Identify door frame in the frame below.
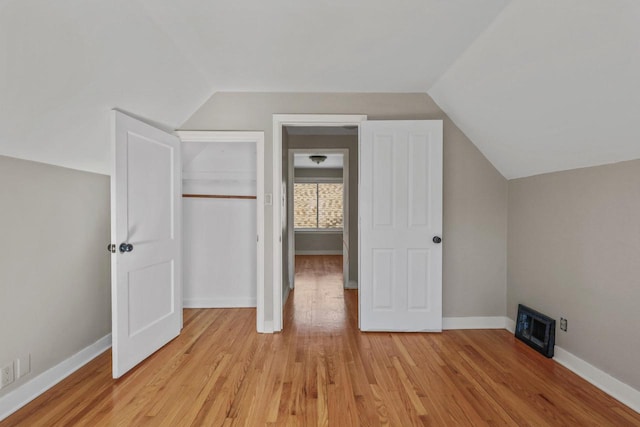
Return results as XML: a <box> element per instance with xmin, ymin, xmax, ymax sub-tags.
<box><xmin>287</xmin><ymin>148</ymin><xmax>349</xmax><ymax>290</ymax></box>
<box><xmin>177</xmin><ymin>131</ymin><xmax>266</xmax><ymax>332</ymax></box>
<box><xmin>272</xmin><ymin>114</ymin><xmax>367</xmax><ymax>332</ymax></box>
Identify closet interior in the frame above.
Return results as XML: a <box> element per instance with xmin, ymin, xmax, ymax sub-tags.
<box><xmin>182</xmin><ymin>139</ymin><xmax>257</xmax><ymax>308</ymax></box>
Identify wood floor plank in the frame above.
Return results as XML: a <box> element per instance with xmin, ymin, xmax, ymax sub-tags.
<box><xmin>2</xmin><ymin>255</ymin><xmax>639</xmax><ymax>426</ymax></box>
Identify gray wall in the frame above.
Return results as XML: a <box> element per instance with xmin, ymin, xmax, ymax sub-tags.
<box><xmin>508</xmin><ymin>159</ymin><xmax>640</xmax><ymax>390</ymax></box>
<box><xmin>0</xmin><ymin>156</ymin><xmax>111</xmax><ymax>397</ymax></box>
<box><xmin>295</xmin><ymin>168</ymin><xmax>343</xmax><ymax>179</ymax></box>
<box><xmin>281</xmin><ymin>128</ymin><xmax>290</xmax><ymax>298</ymax></box>
<box><xmin>294</xmin><ymin>232</ymin><xmax>343</xmax><ymax>253</ymax></box>
<box><xmin>182</xmin><ymin>92</ymin><xmax>508</xmax><ymax>320</ymax></box>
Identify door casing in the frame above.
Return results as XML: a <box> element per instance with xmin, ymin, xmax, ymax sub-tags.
<box><xmin>272</xmin><ymin>115</ymin><xmax>367</xmax><ymax>332</ymax></box>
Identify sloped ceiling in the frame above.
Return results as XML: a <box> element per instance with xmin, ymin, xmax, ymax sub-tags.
<box><xmin>2</xmin><ymin>0</ymin><xmax>638</xmax><ymax>178</ymax></box>
<box><xmin>137</xmin><ymin>0</ymin><xmax>509</xmax><ymax>92</ymax></box>
<box><xmin>0</xmin><ymin>0</ymin><xmax>213</xmax><ymax>174</ymax></box>
<box><xmin>429</xmin><ymin>0</ymin><xmax>640</xmax><ymax>179</ymax></box>
<box><xmin>0</xmin><ymin>0</ymin><xmax>508</xmax><ymax>174</ymax></box>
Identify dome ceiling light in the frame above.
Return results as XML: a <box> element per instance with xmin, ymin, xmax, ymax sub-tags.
<box><xmin>309</xmin><ymin>155</ymin><xmax>327</xmax><ymax>164</ymax></box>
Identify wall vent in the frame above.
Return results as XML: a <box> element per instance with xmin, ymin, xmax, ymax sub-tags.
<box><xmin>515</xmin><ymin>304</ymin><xmax>556</xmax><ymax>358</ymax></box>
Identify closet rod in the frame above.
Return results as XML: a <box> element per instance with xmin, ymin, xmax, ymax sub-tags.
<box><xmin>182</xmin><ymin>194</ymin><xmax>257</xmax><ymax>200</ymax></box>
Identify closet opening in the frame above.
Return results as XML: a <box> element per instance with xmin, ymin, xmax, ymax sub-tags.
<box><xmin>178</xmin><ymin>131</ymin><xmax>266</xmax><ymax>332</ymax></box>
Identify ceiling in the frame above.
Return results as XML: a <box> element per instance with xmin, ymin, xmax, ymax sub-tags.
<box><xmin>0</xmin><ymin>0</ymin><xmax>508</xmax><ymax>174</ymax></box>
<box><xmin>429</xmin><ymin>0</ymin><xmax>640</xmax><ymax>179</ymax></box>
<box><xmin>2</xmin><ymin>0</ymin><xmax>639</xmax><ymax>179</ymax></box>
<box><xmin>0</xmin><ymin>0</ymin><xmax>212</xmax><ymax>174</ymax></box>
<box><xmin>294</xmin><ymin>153</ymin><xmax>344</xmax><ymax>169</ymax></box>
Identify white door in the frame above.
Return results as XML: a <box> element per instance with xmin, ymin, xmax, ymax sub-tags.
<box><xmin>110</xmin><ymin>111</ymin><xmax>182</xmax><ymax>378</ymax></box>
<box><xmin>359</xmin><ymin>120</ymin><xmax>443</xmax><ymax>331</ymax></box>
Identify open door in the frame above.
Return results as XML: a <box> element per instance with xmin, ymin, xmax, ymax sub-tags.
<box><xmin>110</xmin><ymin>111</ymin><xmax>182</xmax><ymax>378</ymax></box>
<box><xmin>359</xmin><ymin>120</ymin><xmax>443</xmax><ymax>332</ymax></box>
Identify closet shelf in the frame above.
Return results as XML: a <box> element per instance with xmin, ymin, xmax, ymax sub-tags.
<box><xmin>183</xmin><ymin>194</ymin><xmax>257</xmax><ymax>200</ymax></box>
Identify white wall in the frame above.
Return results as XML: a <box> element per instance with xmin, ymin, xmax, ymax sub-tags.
<box><xmin>183</xmin><ymin>199</ymin><xmax>257</xmax><ymax>307</ymax></box>
<box><xmin>0</xmin><ymin>156</ymin><xmax>111</xmax><ymax>398</ymax></box>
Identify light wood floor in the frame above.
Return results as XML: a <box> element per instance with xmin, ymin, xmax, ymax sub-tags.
<box><xmin>3</xmin><ymin>255</ymin><xmax>639</xmax><ymax>426</ymax></box>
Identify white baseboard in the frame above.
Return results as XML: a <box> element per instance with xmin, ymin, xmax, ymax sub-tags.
<box><xmin>0</xmin><ymin>334</ymin><xmax>112</xmax><ymax>422</ymax></box>
<box><xmin>283</xmin><ymin>286</ymin><xmax>291</xmax><ymax>305</ymax></box>
<box><xmin>446</xmin><ymin>316</ymin><xmax>640</xmax><ymax>412</ymax></box>
<box><xmin>554</xmin><ymin>346</ymin><xmax>640</xmax><ymax>413</ymax></box>
<box><xmin>2</xmin><ymin>318</ymin><xmax>637</xmax><ymax>422</ymax></box>
<box><xmin>345</xmin><ymin>280</ymin><xmax>358</xmax><ymax>290</ymax></box>
<box><xmin>260</xmin><ymin>320</ymin><xmax>274</xmax><ymax>334</ymax></box>
<box><xmin>183</xmin><ymin>298</ymin><xmax>256</xmax><ymax>308</ymax></box>
<box><xmin>295</xmin><ymin>250</ymin><xmax>343</xmax><ymax>255</ymax></box>
<box><xmin>505</xmin><ymin>316</ymin><xmax>639</xmax><ymax>413</ymax></box>
<box><xmin>443</xmin><ymin>316</ymin><xmax>509</xmax><ymax>330</ymax></box>
<box><xmin>505</xmin><ymin>317</ymin><xmax>516</xmax><ymax>333</ymax></box>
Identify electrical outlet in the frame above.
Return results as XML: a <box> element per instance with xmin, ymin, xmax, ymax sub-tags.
<box><xmin>17</xmin><ymin>354</ymin><xmax>31</xmax><ymax>378</ymax></box>
<box><xmin>560</xmin><ymin>317</ymin><xmax>568</xmax><ymax>332</ymax></box>
<box><xmin>1</xmin><ymin>363</ymin><xmax>15</xmax><ymax>389</ymax></box>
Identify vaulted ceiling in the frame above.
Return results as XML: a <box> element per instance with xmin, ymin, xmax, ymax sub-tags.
<box><xmin>429</xmin><ymin>0</ymin><xmax>640</xmax><ymax>179</ymax></box>
<box><xmin>1</xmin><ymin>0</ymin><xmax>639</xmax><ymax>178</ymax></box>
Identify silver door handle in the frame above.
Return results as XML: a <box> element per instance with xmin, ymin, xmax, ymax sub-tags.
<box><xmin>119</xmin><ymin>243</ymin><xmax>134</xmax><ymax>253</ymax></box>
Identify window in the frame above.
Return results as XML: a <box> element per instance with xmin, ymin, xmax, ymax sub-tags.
<box><xmin>294</xmin><ymin>182</ymin><xmax>343</xmax><ymax>229</ymax></box>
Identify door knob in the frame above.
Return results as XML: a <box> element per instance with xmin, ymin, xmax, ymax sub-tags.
<box><xmin>432</xmin><ymin>236</ymin><xmax>442</xmax><ymax>244</ymax></box>
<box><xmin>119</xmin><ymin>243</ymin><xmax>134</xmax><ymax>253</ymax></box>
<box><xmin>107</xmin><ymin>244</ymin><xmax>116</xmax><ymax>253</ymax></box>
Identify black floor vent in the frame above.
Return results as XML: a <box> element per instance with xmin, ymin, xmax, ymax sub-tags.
<box><xmin>515</xmin><ymin>304</ymin><xmax>556</xmax><ymax>358</ymax></box>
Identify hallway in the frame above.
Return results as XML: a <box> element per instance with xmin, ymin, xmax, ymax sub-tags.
<box><xmin>286</xmin><ymin>255</ymin><xmax>355</xmax><ymax>333</ymax></box>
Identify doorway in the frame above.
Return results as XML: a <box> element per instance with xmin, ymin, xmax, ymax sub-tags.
<box><xmin>272</xmin><ymin>115</ymin><xmax>367</xmax><ymax>332</ymax></box>
<box><xmin>271</xmin><ymin>116</ymin><xmax>444</xmax><ymax>334</ymax></box>
<box><xmin>286</xmin><ymin>148</ymin><xmax>350</xmax><ymax>296</ymax></box>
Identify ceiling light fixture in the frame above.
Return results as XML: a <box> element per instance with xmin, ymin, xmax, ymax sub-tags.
<box><xmin>309</xmin><ymin>155</ymin><xmax>327</xmax><ymax>164</ymax></box>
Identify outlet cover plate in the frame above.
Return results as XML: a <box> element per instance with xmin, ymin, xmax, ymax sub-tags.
<box><xmin>1</xmin><ymin>363</ymin><xmax>15</xmax><ymax>389</ymax></box>
<box><xmin>560</xmin><ymin>317</ymin><xmax>568</xmax><ymax>332</ymax></box>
